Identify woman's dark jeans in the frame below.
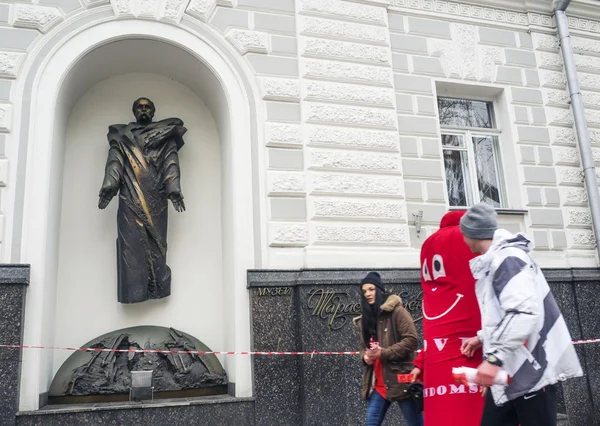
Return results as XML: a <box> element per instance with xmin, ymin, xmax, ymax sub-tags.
<box><xmin>366</xmin><ymin>391</ymin><xmax>424</xmax><ymax>426</ymax></box>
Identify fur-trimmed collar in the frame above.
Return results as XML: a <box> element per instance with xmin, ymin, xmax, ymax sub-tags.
<box><xmin>380</xmin><ymin>294</ymin><xmax>402</xmax><ymax>312</ymax></box>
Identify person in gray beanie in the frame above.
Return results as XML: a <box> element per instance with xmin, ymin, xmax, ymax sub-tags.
<box><xmin>459</xmin><ymin>203</ymin><xmax>582</xmax><ymax>426</ymax></box>
<box><xmin>460</xmin><ymin>202</ymin><xmax>497</xmax><ymax>242</ymax></box>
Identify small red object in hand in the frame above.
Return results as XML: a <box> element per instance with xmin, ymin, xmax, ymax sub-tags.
<box><xmin>369</xmin><ymin>337</ymin><xmax>379</xmax><ymax>350</ymax></box>
<box><xmin>452</xmin><ymin>371</ymin><xmax>469</xmax><ymax>387</ymax></box>
<box><xmin>397</xmin><ymin>374</ymin><xmax>413</xmax><ymax>383</ymax></box>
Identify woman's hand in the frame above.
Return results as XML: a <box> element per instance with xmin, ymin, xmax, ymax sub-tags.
<box><xmin>460</xmin><ymin>336</ymin><xmax>482</xmax><ymax>358</ymax></box>
<box><xmin>367</xmin><ymin>344</ymin><xmax>382</xmax><ymax>360</ymax></box>
<box><xmin>363</xmin><ymin>354</ymin><xmax>374</xmax><ymax>365</ymax></box>
<box><xmin>410</xmin><ymin>367</ymin><xmax>422</xmax><ymax>383</ymax></box>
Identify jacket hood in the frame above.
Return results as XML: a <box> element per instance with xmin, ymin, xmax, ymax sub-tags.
<box><xmin>492</xmin><ymin>229</ymin><xmax>531</xmax><ymax>252</ymax></box>
<box><xmin>381</xmin><ymin>294</ymin><xmax>403</xmax><ymax>312</ymax></box>
<box><xmin>470</xmin><ymin>229</ymin><xmax>531</xmax><ymax>278</ymax></box>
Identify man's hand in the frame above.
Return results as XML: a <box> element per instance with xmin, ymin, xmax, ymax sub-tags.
<box><xmin>410</xmin><ymin>367</ymin><xmax>422</xmax><ymax>384</ymax></box>
<box><xmin>363</xmin><ymin>354</ymin><xmax>374</xmax><ymax>365</ymax></box>
<box><xmin>475</xmin><ymin>361</ymin><xmax>500</xmax><ymax>387</ymax></box>
<box><xmin>461</xmin><ymin>336</ymin><xmax>482</xmax><ymax>358</ymax></box>
<box><xmin>169</xmin><ymin>192</ymin><xmax>186</xmax><ymax>212</ymax></box>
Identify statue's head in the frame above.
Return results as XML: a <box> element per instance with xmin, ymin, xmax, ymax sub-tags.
<box><xmin>132</xmin><ymin>97</ymin><xmax>155</xmax><ymax>124</ymax></box>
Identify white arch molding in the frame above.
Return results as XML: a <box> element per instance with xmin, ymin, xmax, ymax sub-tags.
<box><xmin>12</xmin><ymin>18</ymin><xmax>264</xmax><ymax>410</ymax></box>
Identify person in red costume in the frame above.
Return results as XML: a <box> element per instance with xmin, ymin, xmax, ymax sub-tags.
<box><xmin>410</xmin><ymin>210</ymin><xmax>485</xmax><ymax>426</ymax></box>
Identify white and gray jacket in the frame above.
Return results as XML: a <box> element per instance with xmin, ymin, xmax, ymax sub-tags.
<box><xmin>471</xmin><ymin>229</ymin><xmax>583</xmax><ymax>405</ymax></box>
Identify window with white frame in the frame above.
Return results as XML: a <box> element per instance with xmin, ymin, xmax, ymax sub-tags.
<box><xmin>437</xmin><ymin>97</ymin><xmax>505</xmax><ymax>208</ymax></box>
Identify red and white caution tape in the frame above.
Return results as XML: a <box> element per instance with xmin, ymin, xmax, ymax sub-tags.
<box><xmin>0</xmin><ymin>344</ymin><xmax>359</xmax><ymax>356</ymax></box>
<box><xmin>0</xmin><ymin>338</ymin><xmax>598</xmax><ymax>356</ymax></box>
<box><xmin>572</xmin><ymin>338</ymin><xmax>600</xmax><ymax>345</ymax></box>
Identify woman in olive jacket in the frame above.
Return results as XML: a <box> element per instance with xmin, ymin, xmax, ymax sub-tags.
<box><xmin>354</xmin><ymin>271</ymin><xmax>422</xmax><ymax>426</ymax></box>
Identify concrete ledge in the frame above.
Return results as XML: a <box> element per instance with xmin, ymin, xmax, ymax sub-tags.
<box><xmin>558</xmin><ymin>413</ymin><xmax>569</xmax><ymax>425</ymax></box>
<box><xmin>0</xmin><ymin>264</ymin><xmax>30</xmax><ymax>285</ymax></box>
<box><xmin>16</xmin><ymin>396</ymin><xmax>255</xmax><ymax>426</ymax></box>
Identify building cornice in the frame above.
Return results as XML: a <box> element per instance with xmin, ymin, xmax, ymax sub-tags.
<box><xmin>389</xmin><ymin>0</ymin><xmax>600</xmax><ymax>36</ymax></box>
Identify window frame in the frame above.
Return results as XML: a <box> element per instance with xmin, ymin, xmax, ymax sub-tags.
<box><xmin>438</xmin><ymin>96</ymin><xmax>507</xmax><ymax>209</ymax></box>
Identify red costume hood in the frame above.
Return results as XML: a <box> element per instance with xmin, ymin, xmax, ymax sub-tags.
<box><xmin>439</xmin><ymin>210</ymin><xmax>466</xmax><ymax>228</ymax></box>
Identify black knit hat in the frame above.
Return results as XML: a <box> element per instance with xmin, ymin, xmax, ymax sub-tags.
<box><xmin>360</xmin><ymin>271</ymin><xmax>384</xmax><ymax>292</ymax></box>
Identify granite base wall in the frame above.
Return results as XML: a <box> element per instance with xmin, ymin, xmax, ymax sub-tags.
<box><xmin>248</xmin><ymin>268</ymin><xmax>600</xmax><ymax>426</ymax></box>
<box><xmin>0</xmin><ymin>265</ymin><xmax>29</xmax><ymax>426</ymax></box>
<box><xmin>3</xmin><ymin>266</ymin><xmax>598</xmax><ymax>425</ymax></box>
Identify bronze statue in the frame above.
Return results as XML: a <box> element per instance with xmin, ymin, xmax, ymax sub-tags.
<box><xmin>98</xmin><ymin>98</ymin><xmax>186</xmax><ymax>304</ymax></box>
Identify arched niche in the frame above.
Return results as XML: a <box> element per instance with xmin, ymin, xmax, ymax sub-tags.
<box><xmin>12</xmin><ymin>20</ymin><xmax>263</xmax><ymax>410</ymax></box>
<box><xmin>54</xmin><ymin>68</ymin><xmax>225</xmax><ymax>387</ymax></box>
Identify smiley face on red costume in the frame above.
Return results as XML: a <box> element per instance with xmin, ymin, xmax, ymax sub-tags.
<box><xmin>421</xmin><ymin>253</ymin><xmax>464</xmax><ymax>323</ymax></box>
<box><xmin>413</xmin><ymin>210</ymin><xmax>484</xmax><ymax>426</ymax></box>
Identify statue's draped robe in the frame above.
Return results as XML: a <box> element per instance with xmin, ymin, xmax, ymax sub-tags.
<box><xmin>101</xmin><ymin>118</ymin><xmax>186</xmax><ymax>303</ymax></box>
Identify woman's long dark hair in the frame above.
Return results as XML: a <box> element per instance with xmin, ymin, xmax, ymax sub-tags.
<box><xmin>361</xmin><ymin>287</ymin><xmax>387</xmax><ymax>347</ymax></box>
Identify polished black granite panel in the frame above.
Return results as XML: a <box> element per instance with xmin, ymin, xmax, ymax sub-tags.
<box><xmin>251</xmin><ymin>282</ymin><xmax>301</xmax><ymax>426</ymax></box>
<box><xmin>248</xmin><ymin>268</ymin><xmax>600</xmax><ymax>426</ymax></box>
<box><xmin>0</xmin><ymin>265</ymin><xmax>29</xmax><ymax>426</ymax></box>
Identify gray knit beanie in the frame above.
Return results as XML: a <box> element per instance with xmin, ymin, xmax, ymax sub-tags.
<box><xmin>460</xmin><ymin>203</ymin><xmax>497</xmax><ymax>240</ymax></box>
